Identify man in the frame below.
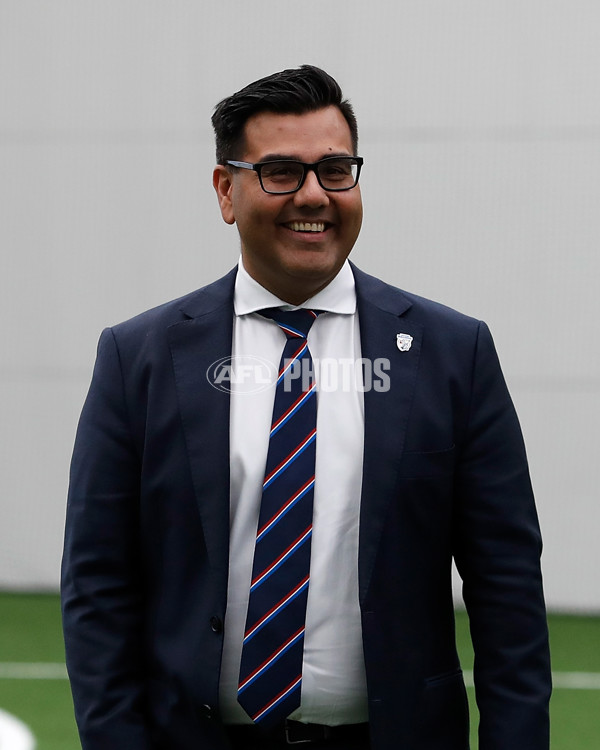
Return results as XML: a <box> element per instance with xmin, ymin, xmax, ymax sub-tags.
<box><xmin>62</xmin><ymin>65</ymin><xmax>551</xmax><ymax>750</ymax></box>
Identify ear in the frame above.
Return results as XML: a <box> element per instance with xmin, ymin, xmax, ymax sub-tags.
<box><xmin>213</xmin><ymin>165</ymin><xmax>236</xmax><ymax>225</ymax></box>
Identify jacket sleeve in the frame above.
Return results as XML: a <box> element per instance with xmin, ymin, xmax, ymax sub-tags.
<box><xmin>453</xmin><ymin>321</ymin><xmax>551</xmax><ymax>749</ymax></box>
<box><xmin>61</xmin><ymin>328</ymin><xmax>153</xmax><ymax>750</ymax></box>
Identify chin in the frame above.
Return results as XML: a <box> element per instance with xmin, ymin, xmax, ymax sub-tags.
<box><xmin>284</xmin><ymin>247</ymin><xmax>343</xmax><ymax>273</ymax></box>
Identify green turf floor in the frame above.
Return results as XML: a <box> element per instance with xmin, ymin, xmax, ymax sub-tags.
<box><xmin>0</xmin><ymin>593</ymin><xmax>79</xmax><ymax>750</ymax></box>
<box><xmin>0</xmin><ymin>592</ymin><xmax>598</xmax><ymax>748</ymax></box>
<box><xmin>455</xmin><ymin>609</ymin><xmax>600</xmax><ymax>748</ymax></box>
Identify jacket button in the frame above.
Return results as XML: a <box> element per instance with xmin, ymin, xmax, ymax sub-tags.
<box><xmin>200</xmin><ymin>704</ymin><xmax>213</xmax><ymax>720</ymax></box>
<box><xmin>210</xmin><ymin>616</ymin><xmax>223</xmax><ymax>633</ymax></box>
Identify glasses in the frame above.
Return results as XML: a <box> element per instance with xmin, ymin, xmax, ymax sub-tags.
<box><xmin>226</xmin><ymin>156</ymin><xmax>363</xmax><ymax>195</ymax></box>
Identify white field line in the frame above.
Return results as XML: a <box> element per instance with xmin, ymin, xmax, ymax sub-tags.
<box><xmin>0</xmin><ymin>708</ymin><xmax>36</xmax><ymax>750</ymax></box>
<box><xmin>0</xmin><ymin>662</ymin><xmax>68</xmax><ymax>679</ymax></box>
<box><xmin>463</xmin><ymin>669</ymin><xmax>600</xmax><ymax>690</ymax></box>
<box><xmin>0</xmin><ymin>663</ymin><xmax>599</xmax><ymax>689</ymax></box>
<box><xmin>551</xmin><ymin>672</ymin><xmax>600</xmax><ymax>690</ymax></box>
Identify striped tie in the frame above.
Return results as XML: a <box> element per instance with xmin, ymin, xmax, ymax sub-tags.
<box><xmin>237</xmin><ymin>308</ymin><xmax>320</xmax><ymax>727</ymax></box>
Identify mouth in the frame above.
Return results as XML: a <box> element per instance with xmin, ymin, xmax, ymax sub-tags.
<box><xmin>283</xmin><ymin>221</ymin><xmax>328</xmax><ymax>234</ymax></box>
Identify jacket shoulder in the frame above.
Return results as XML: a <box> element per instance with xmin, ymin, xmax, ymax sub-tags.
<box><xmin>351</xmin><ymin>263</ymin><xmax>483</xmax><ymax>333</ymax></box>
<box><xmin>108</xmin><ymin>267</ymin><xmax>237</xmax><ymax>340</ymax></box>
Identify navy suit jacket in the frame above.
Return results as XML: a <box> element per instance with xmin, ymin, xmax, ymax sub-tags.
<box><xmin>62</xmin><ymin>264</ymin><xmax>551</xmax><ymax>750</ymax></box>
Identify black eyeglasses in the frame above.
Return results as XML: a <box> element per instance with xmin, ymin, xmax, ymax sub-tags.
<box><xmin>226</xmin><ymin>156</ymin><xmax>363</xmax><ymax>195</ymax></box>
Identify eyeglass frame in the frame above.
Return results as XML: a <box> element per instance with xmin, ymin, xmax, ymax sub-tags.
<box><xmin>225</xmin><ymin>155</ymin><xmax>364</xmax><ymax>194</ymax></box>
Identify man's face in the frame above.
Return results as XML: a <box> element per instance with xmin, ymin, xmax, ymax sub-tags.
<box><xmin>213</xmin><ymin>106</ymin><xmax>363</xmax><ymax>304</ymax></box>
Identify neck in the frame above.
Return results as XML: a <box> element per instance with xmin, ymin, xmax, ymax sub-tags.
<box><xmin>241</xmin><ymin>261</ymin><xmax>339</xmax><ymax>306</ymax></box>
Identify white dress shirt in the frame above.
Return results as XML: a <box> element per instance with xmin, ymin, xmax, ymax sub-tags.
<box><xmin>218</xmin><ymin>259</ymin><xmax>368</xmax><ymax>725</ymax></box>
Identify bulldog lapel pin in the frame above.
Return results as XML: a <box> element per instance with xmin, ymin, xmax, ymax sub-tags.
<box><xmin>396</xmin><ymin>333</ymin><xmax>413</xmax><ymax>352</ymax></box>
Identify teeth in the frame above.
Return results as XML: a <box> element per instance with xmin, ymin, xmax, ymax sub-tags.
<box><xmin>288</xmin><ymin>221</ymin><xmax>325</xmax><ymax>233</ymax></box>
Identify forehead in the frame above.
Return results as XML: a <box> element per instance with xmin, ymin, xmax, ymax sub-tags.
<box><xmin>241</xmin><ymin>106</ymin><xmax>354</xmax><ymax>162</ymax></box>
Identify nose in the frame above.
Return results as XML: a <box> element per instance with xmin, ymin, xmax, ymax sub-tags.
<box><xmin>293</xmin><ymin>168</ymin><xmax>329</xmax><ymax>208</ymax></box>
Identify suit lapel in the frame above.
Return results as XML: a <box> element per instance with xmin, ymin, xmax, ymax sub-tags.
<box><xmin>167</xmin><ymin>268</ymin><xmax>237</xmax><ymax>573</ymax></box>
<box><xmin>352</xmin><ymin>265</ymin><xmax>423</xmax><ymax>602</ymax></box>
<box><xmin>166</xmin><ymin>263</ymin><xmax>421</xmax><ymax>595</ymax></box>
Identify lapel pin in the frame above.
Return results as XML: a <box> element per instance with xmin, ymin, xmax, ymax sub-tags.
<box><xmin>396</xmin><ymin>333</ymin><xmax>413</xmax><ymax>352</ymax></box>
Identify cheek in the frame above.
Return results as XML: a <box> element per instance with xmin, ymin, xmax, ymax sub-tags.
<box><xmin>339</xmin><ymin>189</ymin><xmax>362</xmax><ymax>215</ymax></box>
<box><xmin>233</xmin><ymin>196</ymin><xmax>282</xmax><ymax>231</ymax></box>
<box><xmin>342</xmin><ymin>199</ymin><xmax>363</xmax><ymax>235</ymax></box>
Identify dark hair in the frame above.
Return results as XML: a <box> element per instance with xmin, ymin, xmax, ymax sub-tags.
<box><xmin>211</xmin><ymin>65</ymin><xmax>358</xmax><ymax>164</ymax></box>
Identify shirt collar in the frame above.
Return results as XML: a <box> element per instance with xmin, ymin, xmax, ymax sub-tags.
<box><xmin>234</xmin><ymin>257</ymin><xmax>357</xmax><ymax>317</ymax></box>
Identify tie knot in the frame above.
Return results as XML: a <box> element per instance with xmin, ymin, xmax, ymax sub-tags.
<box><xmin>259</xmin><ymin>308</ymin><xmax>320</xmax><ymax>339</ymax></box>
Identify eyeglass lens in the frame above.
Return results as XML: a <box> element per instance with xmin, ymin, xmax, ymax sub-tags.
<box><xmin>260</xmin><ymin>158</ymin><xmax>359</xmax><ymax>193</ymax></box>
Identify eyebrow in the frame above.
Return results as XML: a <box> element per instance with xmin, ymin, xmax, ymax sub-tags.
<box><xmin>257</xmin><ymin>151</ymin><xmax>353</xmax><ymax>163</ymax></box>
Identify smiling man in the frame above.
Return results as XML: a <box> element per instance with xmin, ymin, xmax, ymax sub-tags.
<box><xmin>62</xmin><ymin>66</ymin><xmax>551</xmax><ymax>750</ymax></box>
<box><xmin>213</xmin><ymin>105</ymin><xmax>363</xmax><ymax>304</ymax></box>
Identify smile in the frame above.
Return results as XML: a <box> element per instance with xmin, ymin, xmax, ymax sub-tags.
<box><xmin>285</xmin><ymin>221</ymin><xmax>326</xmax><ymax>233</ymax></box>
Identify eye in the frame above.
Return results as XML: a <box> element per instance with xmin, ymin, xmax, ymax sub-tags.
<box><xmin>319</xmin><ymin>159</ymin><xmax>354</xmax><ymax>181</ymax></box>
<box><xmin>324</xmin><ymin>166</ymin><xmax>348</xmax><ymax>178</ymax></box>
<box><xmin>261</xmin><ymin>162</ymin><xmax>302</xmax><ymax>182</ymax></box>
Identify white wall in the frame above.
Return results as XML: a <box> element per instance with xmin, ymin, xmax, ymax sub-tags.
<box><xmin>1</xmin><ymin>1</ymin><xmax>599</xmax><ymax>611</ymax></box>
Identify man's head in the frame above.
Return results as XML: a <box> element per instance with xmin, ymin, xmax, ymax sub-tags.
<box><xmin>211</xmin><ymin>65</ymin><xmax>358</xmax><ymax>165</ymax></box>
<box><xmin>212</xmin><ymin>66</ymin><xmax>363</xmax><ymax>305</ymax></box>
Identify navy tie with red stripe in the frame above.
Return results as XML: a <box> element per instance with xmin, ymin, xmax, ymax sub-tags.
<box><xmin>237</xmin><ymin>308</ymin><xmax>320</xmax><ymax>727</ymax></box>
